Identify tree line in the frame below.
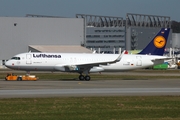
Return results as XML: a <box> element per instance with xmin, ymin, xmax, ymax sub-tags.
<box><xmin>171</xmin><ymin>21</ymin><xmax>180</xmax><ymax>33</ymax></box>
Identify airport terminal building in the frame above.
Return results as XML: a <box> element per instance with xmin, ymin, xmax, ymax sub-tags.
<box><xmin>0</xmin><ymin>13</ymin><xmax>172</xmax><ymax>67</ymax></box>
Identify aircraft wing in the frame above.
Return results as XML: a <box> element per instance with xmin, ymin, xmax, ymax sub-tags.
<box><xmin>54</xmin><ymin>52</ymin><xmax>124</xmax><ymax>71</ymax></box>
<box><xmin>150</xmin><ymin>56</ymin><xmax>172</xmax><ymax>66</ymax></box>
<box><xmin>77</xmin><ymin>51</ymin><xmax>124</xmax><ymax>66</ymax></box>
<box><xmin>151</xmin><ymin>57</ymin><xmax>172</xmax><ymax>62</ymax></box>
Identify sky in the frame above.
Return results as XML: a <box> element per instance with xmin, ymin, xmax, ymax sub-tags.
<box><xmin>0</xmin><ymin>0</ymin><xmax>179</xmax><ymax>21</ymax></box>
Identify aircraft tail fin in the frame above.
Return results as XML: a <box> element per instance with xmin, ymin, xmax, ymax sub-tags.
<box><xmin>138</xmin><ymin>28</ymin><xmax>170</xmax><ymax>56</ymax></box>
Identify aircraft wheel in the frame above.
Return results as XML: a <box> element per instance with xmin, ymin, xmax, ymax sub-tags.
<box><xmin>79</xmin><ymin>75</ymin><xmax>84</xmax><ymax>81</ymax></box>
<box><xmin>85</xmin><ymin>75</ymin><xmax>90</xmax><ymax>81</ymax></box>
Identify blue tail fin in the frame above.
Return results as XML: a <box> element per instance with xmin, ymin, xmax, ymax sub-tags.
<box><xmin>138</xmin><ymin>28</ymin><xmax>170</xmax><ymax>56</ymax></box>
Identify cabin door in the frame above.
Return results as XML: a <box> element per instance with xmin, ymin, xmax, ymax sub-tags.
<box><xmin>136</xmin><ymin>56</ymin><xmax>142</xmax><ymax>66</ymax></box>
<box><xmin>26</xmin><ymin>54</ymin><xmax>32</xmax><ymax>64</ymax></box>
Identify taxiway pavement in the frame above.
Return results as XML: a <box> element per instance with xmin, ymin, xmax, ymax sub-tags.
<box><xmin>0</xmin><ymin>79</ymin><xmax>180</xmax><ymax>98</ymax></box>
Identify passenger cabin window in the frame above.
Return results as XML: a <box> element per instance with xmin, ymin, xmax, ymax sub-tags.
<box><xmin>11</xmin><ymin>57</ymin><xmax>20</xmax><ymax>60</ymax></box>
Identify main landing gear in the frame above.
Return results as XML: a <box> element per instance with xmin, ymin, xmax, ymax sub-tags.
<box><xmin>79</xmin><ymin>74</ymin><xmax>91</xmax><ymax>81</ymax></box>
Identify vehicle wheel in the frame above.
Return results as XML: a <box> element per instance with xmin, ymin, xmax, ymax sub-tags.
<box><xmin>85</xmin><ymin>75</ymin><xmax>90</xmax><ymax>81</ymax></box>
<box><xmin>17</xmin><ymin>77</ymin><xmax>22</xmax><ymax>81</ymax></box>
<box><xmin>79</xmin><ymin>75</ymin><xmax>84</xmax><ymax>81</ymax></box>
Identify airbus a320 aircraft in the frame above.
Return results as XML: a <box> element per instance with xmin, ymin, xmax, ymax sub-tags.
<box><xmin>5</xmin><ymin>28</ymin><xmax>170</xmax><ymax>81</ymax></box>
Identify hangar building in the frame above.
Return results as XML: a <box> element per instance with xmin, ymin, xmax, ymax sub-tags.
<box><xmin>172</xmin><ymin>33</ymin><xmax>180</xmax><ymax>48</ymax></box>
<box><xmin>125</xmin><ymin>13</ymin><xmax>171</xmax><ymax>50</ymax></box>
<box><xmin>76</xmin><ymin>14</ymin><xmax>125</xmax><ymax>54</ymax></box>
<box><xmin>76</xmin><ymin>13</ymin><xmax>172</xmax><ymax>53</ymax></box>
<box><xmin>0</xmin><ymin>16</ymin><xmax>84</xmax><ymax>60</ymax></box>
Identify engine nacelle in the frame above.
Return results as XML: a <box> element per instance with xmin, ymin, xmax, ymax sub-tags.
<box><xmin>54</xmin><ymin>65</ymin><xmax>66</xmax><ymax>71</ymax></box>
<box><xmin>54</xmin><ymin>65</ymin><xmax>79</xmax><ymax>72</ymax></box>
<box><xmin>90</xmin><ymin>67</ymin><xmax>104</xmax><ymax>73</ymax></box>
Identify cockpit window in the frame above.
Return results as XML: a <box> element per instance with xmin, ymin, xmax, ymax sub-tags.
<box><xmin>11</xmin><ymin>57</ymin><xmax>20</xmax><ymax>60</ymax></box>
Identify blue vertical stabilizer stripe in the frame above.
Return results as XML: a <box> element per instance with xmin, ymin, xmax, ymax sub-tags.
<box><xmin>138</xmin><ymin>28</ymin><xmax>170</xmax><ymax>56</ymax></box>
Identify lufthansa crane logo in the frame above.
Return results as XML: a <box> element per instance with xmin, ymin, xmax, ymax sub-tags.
<box><xmin>153</xmin><ymin>36</ymin><xmax>166</xmax><ymax>48</ymax></box>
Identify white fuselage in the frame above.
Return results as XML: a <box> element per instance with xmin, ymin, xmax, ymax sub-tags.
<box><xmin>100</xmin><ymin>54</ymin><xmax>164</xmax><ymax>72</ymax></box>
<box><xmin>5</xmin><ymin>52</ymin><xmax>166</xmax><ymax>72</ymax></box>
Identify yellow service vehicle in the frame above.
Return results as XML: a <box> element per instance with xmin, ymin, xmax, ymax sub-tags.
<box><xmin>5</xmin><ymin>73</ymin><xmax>38</xmax><ymax>81</ymax></box>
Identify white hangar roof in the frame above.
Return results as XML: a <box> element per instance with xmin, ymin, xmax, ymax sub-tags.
<box><xmin>28</xmin><ymin>45</ymin><xmax>93</xmax><ymax>53</ymax></box>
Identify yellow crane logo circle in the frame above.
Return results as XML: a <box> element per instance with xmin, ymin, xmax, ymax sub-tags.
<box><xmin>153</xmin><ymin>36</ymin><xmax>166</xmax><ymax>48</ymax></box>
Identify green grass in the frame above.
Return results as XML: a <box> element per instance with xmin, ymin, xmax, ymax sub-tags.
<box><xmin>1</xmin><ymin>70</ymin><xmax>180</xmax><ymax>119</ymax></box>
<box><xmin>0</xmin><ymin>96</ymin><xmax>180</xmax><ymax>120</ymax></box>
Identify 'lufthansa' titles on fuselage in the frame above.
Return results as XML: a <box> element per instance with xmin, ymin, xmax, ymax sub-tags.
<box><xmin>33</xmin><ymin>54</ymin><xmax>61</xmax><ymax>58</ymax></box>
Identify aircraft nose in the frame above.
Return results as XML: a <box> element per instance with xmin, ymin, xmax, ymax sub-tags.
<box><xmin>5</xmin><ymin>61</ymin><xmax>9</xmax><ymax>67</ymax></box>
<box><xmin>5</xmin><ymin>61</ymin><xmax>12</xmax><ymax>68</ymax></box>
